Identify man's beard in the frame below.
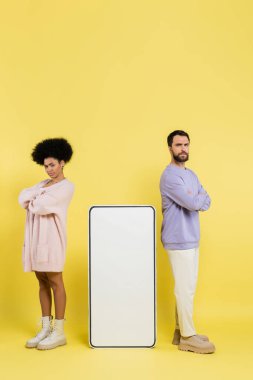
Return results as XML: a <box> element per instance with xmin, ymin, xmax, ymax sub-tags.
<box><xmin>173</xmin><ymin>152</ymin><xmax>189</xmax><ymax>163</ymax></box>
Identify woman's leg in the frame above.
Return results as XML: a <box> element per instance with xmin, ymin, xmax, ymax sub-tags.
<box><xmin>46</xmin><ymin>272</ymin><xmax>66</xmax><ymax>320</ymax></box>
<box><xmin>35</xmin><ymin>271</ymin><xmax>52</xmax><ymax>316</ymax></box>
<box><xmin>36</xmin><ymin>272</ymin><xmax>67</xmax><ymax>350</ymax></box>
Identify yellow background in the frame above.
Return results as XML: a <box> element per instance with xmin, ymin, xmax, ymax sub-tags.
<box><xmin>0</xmin><ymin>0</ymin><xmax>252</xmax><ymax>379</ymax></box>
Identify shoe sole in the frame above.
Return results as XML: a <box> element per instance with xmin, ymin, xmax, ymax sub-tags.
<box><xmin>37</xmin><ymin>339</ymin><xmax>67</xmax><ymax>350</ymax></box>
<box><xmin>178</xmin><ymin>344</ymin><xmax>215</xmax><ymax>354</ymax></box>
<box><xmin>25</xmin><ymin>343</ymin><xmax>38</xmax><ymax>348</ymax></box>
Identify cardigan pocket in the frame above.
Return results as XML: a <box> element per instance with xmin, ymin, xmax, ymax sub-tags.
<box><xmin>36</xmin><ymin>244</ymin><xmax>49</xmax><ymax>263</ymax></box>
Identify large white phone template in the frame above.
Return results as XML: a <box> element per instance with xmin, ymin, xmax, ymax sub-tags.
<box><xmin>89</xmin><ymin>206</ymin><xmax>156</xmax><ymax>347</ymax></box>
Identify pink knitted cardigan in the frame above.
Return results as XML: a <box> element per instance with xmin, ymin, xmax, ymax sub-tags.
<box><xmin>18</xmin><ymin>178</ymin><xmax>74</xmax><ymax>272</ymax></box>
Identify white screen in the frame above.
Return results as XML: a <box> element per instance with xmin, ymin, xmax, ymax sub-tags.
<box><xmin>89</xmin><ymin>206</ymin><xmax>156</xmax><ymax>347</ymax></box>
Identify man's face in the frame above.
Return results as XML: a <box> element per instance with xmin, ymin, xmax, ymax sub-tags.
<box><xmin>169</xmin><ymin>135</ymin><xmax>190</xmax><ymax>162</ymax></box>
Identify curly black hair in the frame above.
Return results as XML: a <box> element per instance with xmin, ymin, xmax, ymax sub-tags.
<box><xmin>31</xmin><ymin>138</ymin><xmax>73</xmax><ymax>165</ymax></box>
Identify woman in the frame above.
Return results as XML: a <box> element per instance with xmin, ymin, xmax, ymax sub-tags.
<box><xmin>18</xmin><ymin>138</ymin><xmax>75</xmax><ymax>350</ymax></box>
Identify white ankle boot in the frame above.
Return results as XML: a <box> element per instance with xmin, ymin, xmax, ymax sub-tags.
<box><xmin>37</xmin><ymin>319</ymin><xmax>66</xmax><ymax>350</ymax></box>
<box><xmin>26</xmin><ymin>316</ymin><xmax>53</xmax><ymax>348</ymax></box>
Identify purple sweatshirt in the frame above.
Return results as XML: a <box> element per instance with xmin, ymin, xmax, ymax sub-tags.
<box><xmin>160</xmin><ymin>164</ymin><xmax>211</xmax><ymax>250</ymax></box>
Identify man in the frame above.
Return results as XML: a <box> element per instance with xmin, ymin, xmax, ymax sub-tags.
<box><xmin>160</xmin><ymin>130</ymin><xmax>215</xmax><ymax>354</ymax></box>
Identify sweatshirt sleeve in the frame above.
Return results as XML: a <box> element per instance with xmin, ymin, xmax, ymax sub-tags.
<box><xmin>197</xmin><ymin>180</ymin><xmax>211</xmax><ymax>211</ymax></box>
<box><xmin>28</xmin><ymin>183</ymin><xmax>74</xmax><ymax>215</ymax></box>
<box><xmin>160</xmin><ymin>173</ymin><xmax>209</xmax><ymax>211</ymax></box>
<box><xmin>18</xmin><ymin>183</ymin><xmax>41</xmax><ymax>209</ymax></box>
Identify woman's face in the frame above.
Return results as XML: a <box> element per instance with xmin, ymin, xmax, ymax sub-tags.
<box><xmin>44</xmin><ymin>157</ymin><xmax>64</xmax><ymax>179</ymax></box>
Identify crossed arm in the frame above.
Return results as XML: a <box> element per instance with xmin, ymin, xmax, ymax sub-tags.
<box><xmin>18</xmin><ymin>184</ymin><xmax>73</xmax><ymax>215</ymax></box>
<box><xmin>161</xmin><ymin>175</ymin><xmax>211</xmax><ymax>212</ymax></box>
<box><xmin>18</xmin><ymin>184</ymin><xmax>40</xmax><ymax>210</ymax></box>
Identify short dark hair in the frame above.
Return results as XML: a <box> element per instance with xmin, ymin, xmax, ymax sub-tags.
<box><xmin>31</xmin><ymin>138</ymin><xmax>73</xmax><ymax>165</ymax></box>
<box><xmin>167</xmin><ymin>130</ymin><xmax>190</xmax><ymax>147</ymax></box>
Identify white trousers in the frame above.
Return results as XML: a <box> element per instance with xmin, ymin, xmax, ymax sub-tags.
<box><xmin>167</xmin><ymin>247</ymin><xmax>199</xmax><ymax>337</ymax></box>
